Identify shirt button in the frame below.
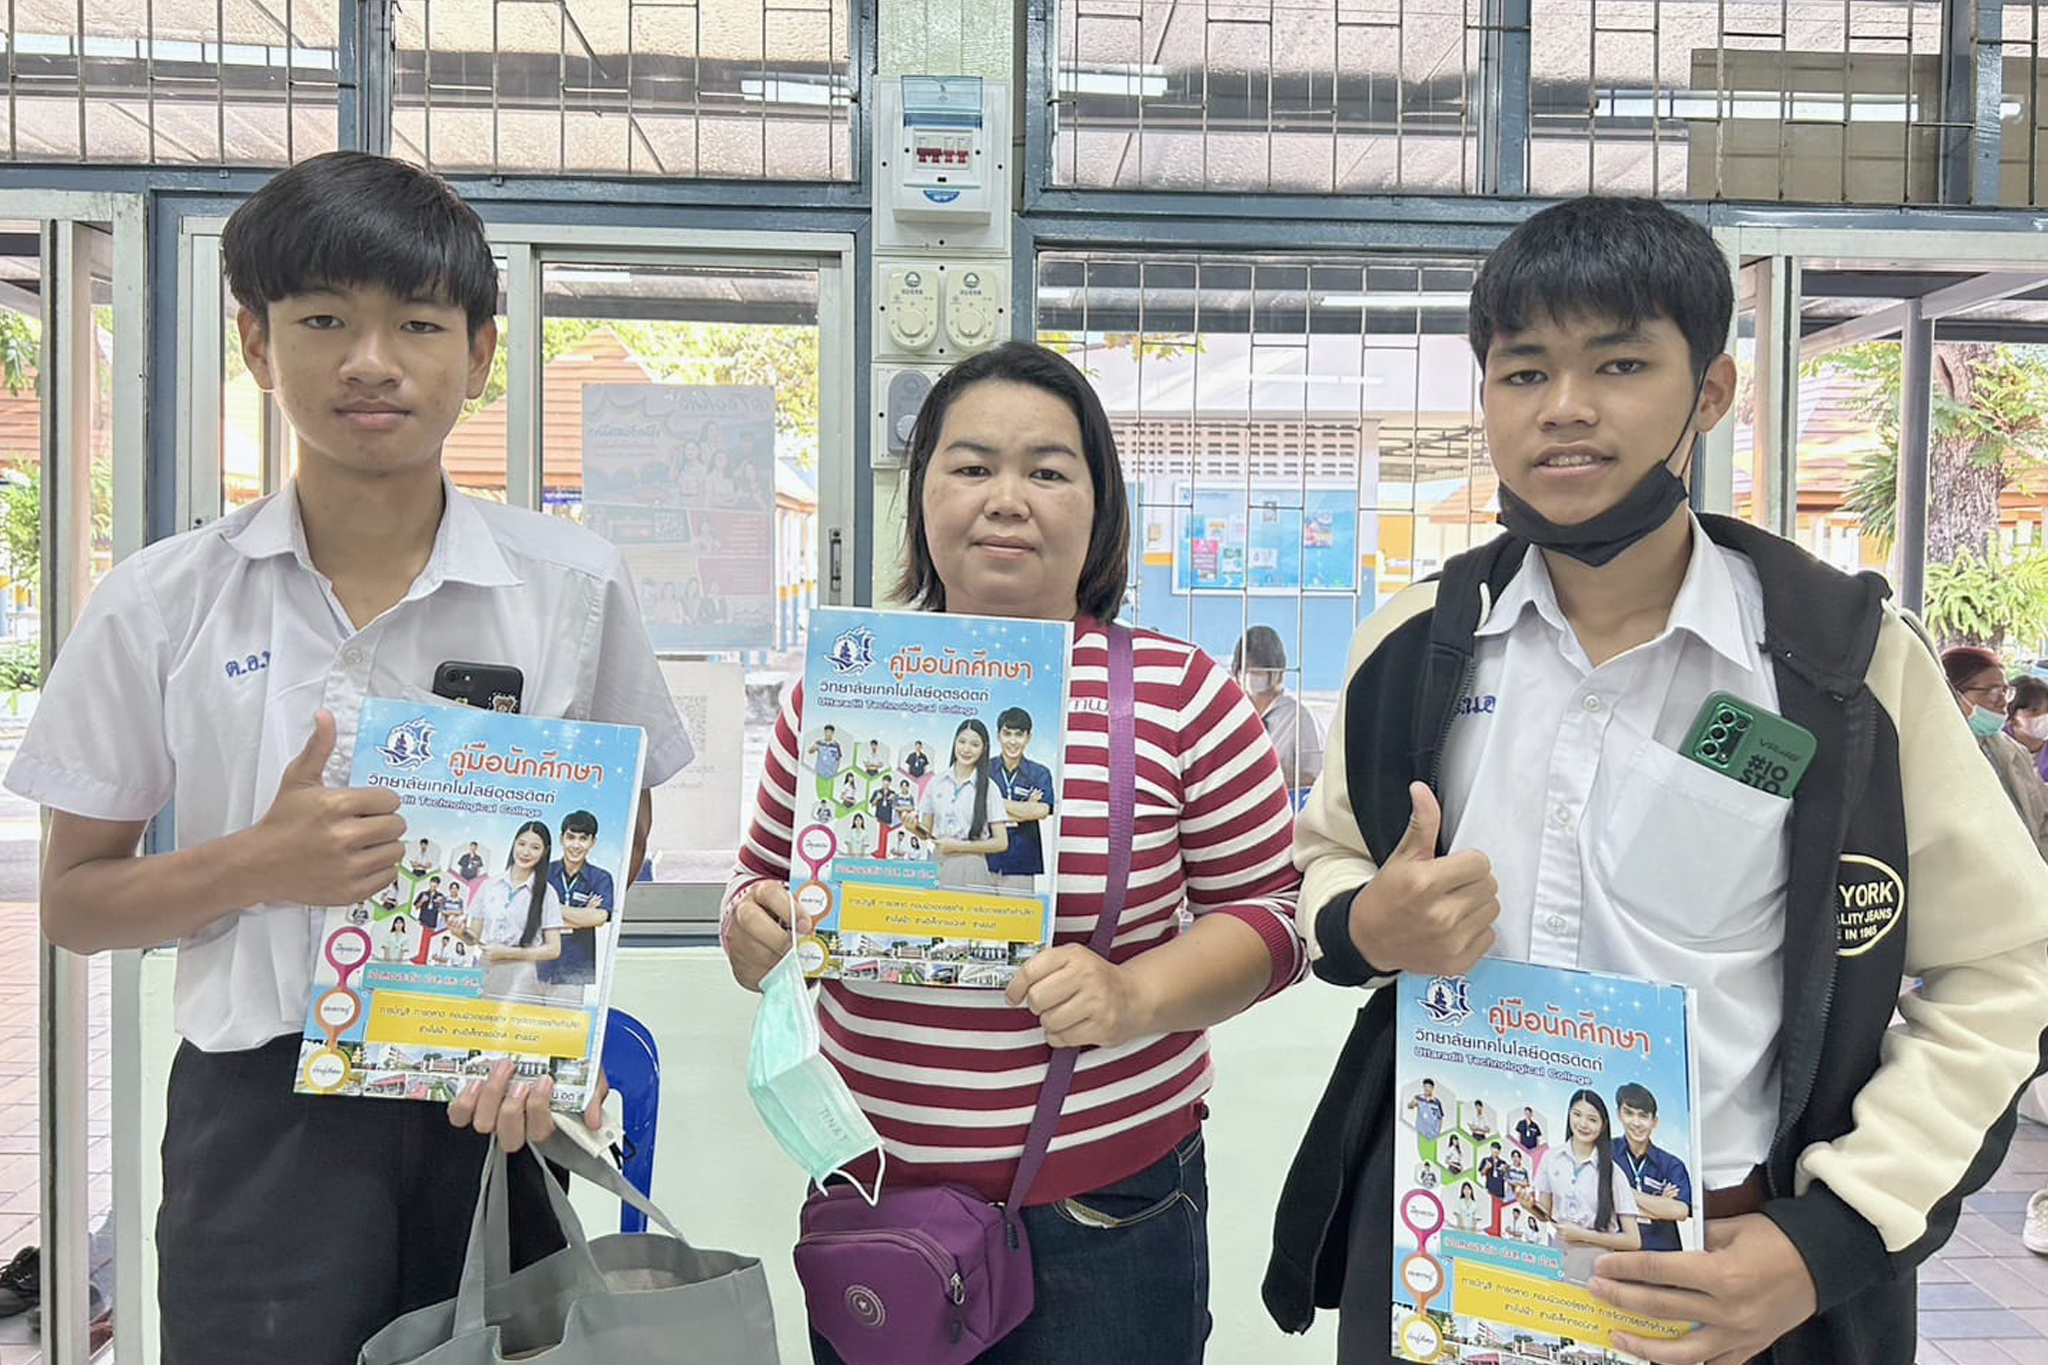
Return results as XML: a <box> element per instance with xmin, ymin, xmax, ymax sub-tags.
<box><xmin>343</xmin><ymin>648</ymin><xmax>363</xmax><ymax>666</ymax></box>
<box><xmin>1552</xmin><ymin>804</ymin><xmax>1573</xmax><ymax>827</ymax></box>
<box><xmin>1546</xmin><ymin>914</ymin><xmax>1569</xmax><ymax>935</ymax></box>
<box><xmin>1580</xmin><ymin>694</ymin><xmax>1603</xmax><ymax>713</ymax></box>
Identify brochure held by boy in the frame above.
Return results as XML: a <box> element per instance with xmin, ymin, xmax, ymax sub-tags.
<box><xmin>790</xmin><ymin>606</ymin><xmax>1071</xmax><ymax>988</ymax></box>
<box><xmin>1391</xmin><ymin>958</ymin><xmax>1702</xmax><ymax>1363</ymax></box>
<box><xmin>295</xmin><ymin>699</ymin><xmax>646</xmax><ymax>1112</ymax></box>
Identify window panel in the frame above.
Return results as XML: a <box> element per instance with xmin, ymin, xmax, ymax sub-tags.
<box><xmin>1527</xmin><ymin>0</ymin><xmax>1947</xmax><ymax>203</ymax></box>
<box><xmin>1053</xmin><ymin>0</ymin><xmax>1482</xmax><ymax>194</ymax></box>
<box><xmin>1038</xmin><ymin>250</ymin><xmax>1492</xmax><ymax>745</ymax></box>
<box><xmin>392</xmin><ymin>0</ymin><xmax>856</xmax><ymax>180</ymax></box>
<box><xmin>533</xmin><ymin>260</ymin><xmax>821</xmax><ymax>884</ymax></box>
<box><xmin>1</xmin><ymin>0</ymin><xmax>340</xmax><ymax>164</ymax></box>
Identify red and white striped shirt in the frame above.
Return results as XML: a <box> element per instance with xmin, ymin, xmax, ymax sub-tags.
<box><xmin>725</xmin><ymin>620</ymin><xmax>1306</xmax><ymax>1205</ymax></box>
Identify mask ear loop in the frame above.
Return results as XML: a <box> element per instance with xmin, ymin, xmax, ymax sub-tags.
<box><xmin>825</xmin><ymin>1146</ymin><xmax>887</xmax><ymax>1207</ymax></box>
<box><xmin>1669</xmin><ymin>363</ymin><xmax>1714</xmax><ymax>484</ymax></box>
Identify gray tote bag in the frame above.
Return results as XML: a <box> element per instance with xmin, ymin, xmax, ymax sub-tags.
<box><xmin>360</xmin><ymin>1132</ymin><xmax>779</xmax><ymax>1364</ymax></box>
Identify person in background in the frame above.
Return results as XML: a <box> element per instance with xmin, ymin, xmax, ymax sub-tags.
<box><xmin>1945</xmin><ymin>647</ymin><xmax>2048</xmax><ymax>860</ymax></box>
<box><xmin>1944</xmin><ymin>646</ymin><xmax>2048</xmax><ymax>1255</ymax></box>
<box><xmin>1229</xmin><ymin>625</ymin><xmax>1325</xmax><ymax>790</ymax></box>
<box><xmin>2007</xmin><ymin>674</ymin><xmax>2048</xmax><ymax>785</ymax></box>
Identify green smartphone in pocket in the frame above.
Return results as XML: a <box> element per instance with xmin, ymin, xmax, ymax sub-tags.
<box><xmin>1679</xmin><ymin>691</ymin><xmax>1817</xmax><ymax>798</ymax></box>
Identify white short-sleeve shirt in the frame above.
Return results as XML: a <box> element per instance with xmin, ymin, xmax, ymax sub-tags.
<box><xmin>466</xmin><ymin>871</ymin><xmax>566</xmax><ymax>947</ymax></box>
<box><xmin>5</xmin><ymin>477</ymin><xmax>692</xmax><ymax>1051</ymax></box>
<box><xmin>1440</xmin><ymin>518</ymin><xmax>1788</xmax><ymax>1186</ymax></box>
<box><xmin>1533</xmin><ymin>1143</ymin><xmax>1640</xmax><ymax>1232</ymax></box>
<box><xmin>915</xmin><ymin>768</ymin><xmax>1008</xmax><ymax>842</ymax></box>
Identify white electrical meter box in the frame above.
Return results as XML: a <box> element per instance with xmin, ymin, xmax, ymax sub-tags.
<box><xmin>892</xmin><ymin>75</ymin><xmax>992</xmax><ymax>223</ymax></box>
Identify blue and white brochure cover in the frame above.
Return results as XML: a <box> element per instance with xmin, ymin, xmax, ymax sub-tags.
<box><xmin>790</xmin><ymin>607</ymin><xmax>1072</xmax><ymax>988</ymax></box>
<box><xmin>295</xmin><ymin>699</ymin><xmax>645</xmax><ymax>1113</ymax></box>
<box><xmin>1391</xmin><ymin>959</ymin><xmax>1702</xmax><ymax>1363</ymax></box>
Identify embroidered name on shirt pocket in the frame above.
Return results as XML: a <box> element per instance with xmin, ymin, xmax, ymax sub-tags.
<box><xmin>1599</xmin><ymin>737</ymin><xmax>1791</xmax><ymax>947</ymax></box>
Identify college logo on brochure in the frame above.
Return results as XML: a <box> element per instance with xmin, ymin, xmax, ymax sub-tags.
<box><xmin>1835</xmin><ymin>854</ymin><xmax>1904</xmax><ymax>957</ymax></box>
<box><xmin>375</xmin><ymin>715</ymin><xmax>435</xmax><ymax>771</ymax></box>
<box><xmin>1418</xmin><ymin>974</ymin><xmax>1472</xmax><ymax>1027</ymax></box>
<box><xmin>826</xmin><ymin>625</ymin><xmax>877</xmax><ymax>676</ymax></box>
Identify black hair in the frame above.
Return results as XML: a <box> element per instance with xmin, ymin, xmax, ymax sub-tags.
<box><xmin>1422</xmin><ymin>1078</ymin><xmax>1435</xmax><ymax>1087</ymax></box>
<box><xmin>561</xmin><ymin>810</ymin><xmax>599</xmax><ymax>838</ymax></box>
<box><xmin>1565</xmin><ymin>1088</ymin><xmax>1621</xmax><ymax>1232</ymax></box>
<box><xmin>1468</xmin><ymin>197</ymin><xmax>1732</xmax><ymax>380</ymax></box>
<box><xmin>2010</xmin><ymin>675</ymin><xmax>2048</xmax><ymax>720</ymax></box>
<box><xmin>897</xmin><ymin>341</ymin><xmax>1130</xmax><ymax>622</ymax></box>
<box><xmin>996</xmin><ymin>707</ymin><xmax>1033</xmax><ymax>735</ymax></box>
<box><xmin>221</xmin><ymin>151</ymin><xmax>498</xmax><ymax>339</ymax></box>
<box><xmin>506</xmin><ymin>820</ymin><xmax>554</xmax><ymax>948</ymax></box>
<box><xmin>1615</xmin><ymin>1082</ymin><xmax>1659</xmax><ymax>1116</ymax></box>
<box><xmin>952</xmin><ymin>719</ymin><xmax>995</xmax><ymax>839</ymax></box>
<box><xmin>1231</xmin><ymin>624</ymin><xmax>1287</xmax><ymax>674</ymax></box>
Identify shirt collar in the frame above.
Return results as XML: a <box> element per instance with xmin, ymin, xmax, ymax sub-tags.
<box><xmin>1472</xmin><ymin>516</ymin><xmax>1756</xmax><ymax>669</ymax></box>
<box><xmin>223</xmin><ymin>474</ymin><xmax>522</xmax><ymax>592</ymax></box>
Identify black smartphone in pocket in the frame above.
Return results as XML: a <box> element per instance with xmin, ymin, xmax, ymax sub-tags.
<box><xmin>431</xmin><ymin>661</ymin><xmax>525</xmax><ymax>714</ymax></box>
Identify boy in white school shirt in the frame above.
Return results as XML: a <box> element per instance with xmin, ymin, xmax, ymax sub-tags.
<box><xmin>1266</xmin><ymin>197</ymin><xmax>2048</xmax><ymax>1365</ymax></box>
<box><xmin>5</xmin><ymin>151</ymin><xmax>691</xmax><ymax>1365</ymax></box>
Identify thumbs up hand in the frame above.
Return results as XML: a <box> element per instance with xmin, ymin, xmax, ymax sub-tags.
<box><xmin>1346</xmin><ymin>782</ymin><xmax>1499</xmax><ymax>975</ymax></box>
<box><xmin>252</xmin><ymin>709</ymin><xmax>407</xmax><ymax>908</ymax></box>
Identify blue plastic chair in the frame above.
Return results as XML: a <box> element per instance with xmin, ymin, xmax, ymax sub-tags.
<box><xmin>600</xmin><ymin>1008</ymin><xmax>662</xmax><ymax>1233</ymax></box>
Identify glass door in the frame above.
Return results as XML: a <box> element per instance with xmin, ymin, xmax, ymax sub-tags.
<box><xmin>0</xmin><ymin>191</ymin><xmax>150</xmax><ymax>1365</ymax></box>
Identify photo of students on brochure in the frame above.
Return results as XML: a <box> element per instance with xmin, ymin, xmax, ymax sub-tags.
<box><xmin>790</xmin><ymin>608</ymin><xmax>1071</xmax><ymax>988</ymax></box>
<box><xmin>294</xmin><ymin>700</ymin><xmax>644</xmax><ymax>1112</ymax></box>
<box><xmin>1391</xmin><ymin>959</ymin><xmax>1701</xmax><ymax>1364</ymax></box>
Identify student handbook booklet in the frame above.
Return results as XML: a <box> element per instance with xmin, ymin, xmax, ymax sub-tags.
<box><xmin>789</xmin><ymin>607</ymin><xmax>1072</xmax><ymax>989</ymax></box>
<box><xmin>295</xmin><ymin>699</ymin><xmax>645</xmax><ymax>1113</ymax></box>
<box><xmin>1392</xmin><ymin>958</ymin><xmax>1702</xmax><ymax>1363</ymax></box>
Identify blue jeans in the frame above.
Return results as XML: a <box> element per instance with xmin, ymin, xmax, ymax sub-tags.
<box><xmin>811</xmin><ymin>1129</ymin><xmax>1212</xmax><ymax>1365</ymax></box>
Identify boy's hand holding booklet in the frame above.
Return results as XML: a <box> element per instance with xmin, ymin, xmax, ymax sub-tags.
<box><xmin>1393</xmin><ymin>958</ymin><xmax>1702</xmax><ymax>1363</ymax></box>
<box><xmin>295</xmin><ymin>699</ymin><xmax>644</xmax><ymax>1112</ymax></box>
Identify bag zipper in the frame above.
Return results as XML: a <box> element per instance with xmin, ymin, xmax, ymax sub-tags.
<box><xmin>799</xmin><ymin>1228</ymin><xmax>966</xmax><ymax>1304</ymax></box>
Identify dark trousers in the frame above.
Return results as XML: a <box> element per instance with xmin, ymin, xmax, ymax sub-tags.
<box><xmin>811</xmin><ymin>1130</ymin><xmax>1212</xmax><ymax>1365</ymax></box>
<box><xmin>156</xmin><ymin>1035</ymin><xmax>563</xmax><ymax>1365</ymax></box>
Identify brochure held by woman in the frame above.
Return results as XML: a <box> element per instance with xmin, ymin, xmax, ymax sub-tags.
<box><xmin>789</xmin><ymin>607</ymin><xmax>1072</xmax><ymax>988</ymax></box>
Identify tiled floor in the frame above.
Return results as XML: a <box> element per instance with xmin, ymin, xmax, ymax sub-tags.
<box><xmin>1916</xmin><ymin>1119</ymin><xmax>2048</xmax><ymax>1364</ymax></box>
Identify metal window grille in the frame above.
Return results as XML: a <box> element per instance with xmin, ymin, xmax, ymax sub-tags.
<box><xmin>1050</xmin><ymin>0</ymin><xmax>2002</xmax><ymax>205</ymax></box>
<box><xmin>1036</xmin><ymin>250</ymin><xmax>1496</xmax><ymax>704</ymax></box>
<box><xmin>1528</xmin><ymin>0</ymin><xmax>1949</xmax><ymax>202</ymax></box>
<box><xmin>391</xmin><ymin>0</ymin><xmax>856</xmax><ymax>178</ymax></box>
<box><xmin>0</xmin><ymin>0</ymin><xmax>341</xmax><ymax>163</ymax></box>
<box><xmin>1051</xmin><ymin>0</ymin><xmax>1486</xmax><ymax>193</ymax></box>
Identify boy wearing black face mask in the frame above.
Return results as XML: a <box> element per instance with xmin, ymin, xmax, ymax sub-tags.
<box><xmin>1266</xmin><ymin>197</ymin><xmax>2048</xmax><ymax>1365</ymax></box>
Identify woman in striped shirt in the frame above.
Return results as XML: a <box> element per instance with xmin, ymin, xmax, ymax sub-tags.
<box><xmin>723</xmin><ymin>342</ymin><xmax>1307</xmax><ymax>1365</ymax></box>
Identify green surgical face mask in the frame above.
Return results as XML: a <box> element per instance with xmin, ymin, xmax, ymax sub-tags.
<box><xmin>746</xmin><ymin>951</ymin><xmax>884</xmax><ymax>1198</ymax></box>
<box><xmin>1969</xmin><ymin>705</ymin><xmax>2009</xmax><ymax>739</ymax></box>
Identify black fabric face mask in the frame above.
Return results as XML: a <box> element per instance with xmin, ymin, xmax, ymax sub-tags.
<box><xmin>1496</xmin><ymin>456</ymin><xmax>1691</xmax><ymax>567</ymax></box>
<box><xmin>1495</xmin><ymin>369</ymin><xmax>1708</xmax><ymax>567</ymax></box>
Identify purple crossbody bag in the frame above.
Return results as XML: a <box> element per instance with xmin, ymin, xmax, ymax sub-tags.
<box><xmin>793</xmin><ymin>623</ymin><xmax>1137</xmax><ymax>1365</ymax></box>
